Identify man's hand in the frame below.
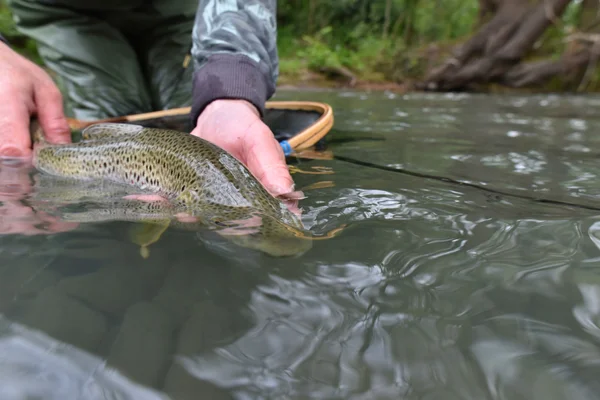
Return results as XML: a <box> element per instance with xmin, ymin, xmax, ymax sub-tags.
<box><xmin>0</xmin><ymin>43</ymin><xmax>71</xmax><ymax>159</ymax></box>
<box><xmin>192</xmin><ymin>99</ymin><xmax>295</xmax><ymax>197</ymax></box>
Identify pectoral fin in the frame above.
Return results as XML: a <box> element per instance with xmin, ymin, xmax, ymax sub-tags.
<box><xmin>129</xmin><ymin>219</ymin><xmax>171</xmax><ymax>259</ymax></box>
<box><xmin>128</xmin><ymin>189</ymin><xmax>203</xmax><ymax>257</ymax></box>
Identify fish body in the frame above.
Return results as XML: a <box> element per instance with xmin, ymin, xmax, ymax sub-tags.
<box><xmin>31</xmin><ymin>121</ymin><xmax>312</xmax><ymax>257</ymax></box>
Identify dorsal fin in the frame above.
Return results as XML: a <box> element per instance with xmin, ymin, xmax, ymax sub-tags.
<box><xmin>81</xmin><ymin>123</ymin><xmax>144</xmax><ymax>140</ymax></box>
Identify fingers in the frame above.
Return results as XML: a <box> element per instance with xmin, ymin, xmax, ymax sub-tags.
<box><xmin>33</xmin><ymin>77</ymin><xmax>71</xmax><ymax>144</ymax></box>
<box><xmin>194</xmin><ymin>99</ymin><xmax>297</xmax><ymax>198</ymax></box>
<box><xmin>0</xmin><ymin>93</ymin><xmax>33</xmax><ymax>159</ymax></box>
<box><xmin>0</xmin><ymin>44</ymin><xmax>70</xmax><ymax>159</ymax></box>
<box><xmin>243</xmin><ymin>124</ymin><xmax>295</xmax><ymax>197</ymax></box>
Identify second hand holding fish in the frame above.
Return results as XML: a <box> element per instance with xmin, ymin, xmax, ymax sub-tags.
<box><xmin>192</xmin><ymin>99</ymin><xmax>296</xmax><ymax>198</ymax></box>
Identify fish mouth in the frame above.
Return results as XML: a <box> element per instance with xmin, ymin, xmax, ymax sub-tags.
<box><xmin>195</xmin><ymin>227</ymin><xmax>313</xmax><ymax>262</ymax></box>
<box><xmin>205</xmin><ymin>213</ymin><xmax>314</xmax><ymax>258</ymax></box>
<box><xmin>210</xmin><ymin>234</ymin><xmax>312</xmax><ymax>259</ymax></box>
<box><xmin>232</xmin><ymin>235</ymin><xmax>313</xmax><ymax>258</ymax></box>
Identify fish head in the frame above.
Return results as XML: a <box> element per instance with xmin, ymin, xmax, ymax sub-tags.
<box><xmin>211</xmin><ymin>212</ymin><xmax>313</xmax><ymax>258</ymax></box>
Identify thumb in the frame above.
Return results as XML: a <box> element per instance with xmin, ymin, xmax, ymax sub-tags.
<box><xmin>33</xmin><ymin>79</ymin><xmax>71</xmax><ymax>144</ymax></box>
<box><xmin>244</xmin><ymin>130</ymin><xmax>295</xmax><ymax>197</ymax></box>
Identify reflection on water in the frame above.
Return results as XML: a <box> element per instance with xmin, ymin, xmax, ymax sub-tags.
<box><xmin>3</xmin><ymin>91</ymin><xmax>600</xmax><ymax>398</ymax></box>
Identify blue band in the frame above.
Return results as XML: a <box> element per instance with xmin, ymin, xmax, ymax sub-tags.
<box><xmin>280</xmin><ymin>140</ymin><xmax>292</xmax><ymax>156</ymax></box>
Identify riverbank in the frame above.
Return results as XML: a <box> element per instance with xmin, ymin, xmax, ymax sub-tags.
<box><xmin>275</xmin><ymin>40</ymin><xmax>598</xmax><ymax>96</ymax></box>
<box><xmin>276</xmin><ymin>68</ymin><xmax>409</xmax><ymax>93</ymax></box>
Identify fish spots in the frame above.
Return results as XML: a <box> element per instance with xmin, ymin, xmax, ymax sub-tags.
<box><xmin>32</xmin><ymin>125</ymin><xmax>299</xmax><ymax>235</ymax></box>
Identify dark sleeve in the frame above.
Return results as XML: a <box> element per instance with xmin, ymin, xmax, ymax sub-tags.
<box><xmin>0</xmin><ymin>34</ymin><xmax>9</xmax><ymax>46</ymax></box>
<box><xmin>190</xmin><ymin>0</ymin><xmax>278</xmax><ymax>124</ymax></box>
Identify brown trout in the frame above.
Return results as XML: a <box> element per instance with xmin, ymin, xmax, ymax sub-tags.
<box><xmin>30</xmin><ymin>120</ymin><xmax>315</xmax><ymax>257</ymax></box>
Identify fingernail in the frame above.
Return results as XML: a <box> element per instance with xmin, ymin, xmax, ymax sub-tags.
<box><xmin>0</xmin><ymin>145</ymin><xmax>26</xmax><ymax>159</ymax></box>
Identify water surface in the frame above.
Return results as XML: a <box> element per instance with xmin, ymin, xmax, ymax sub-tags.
<box><xmin>2</xmin><ymin>90</ymin><xmax>600</xmax><ymax>399</ymax></box>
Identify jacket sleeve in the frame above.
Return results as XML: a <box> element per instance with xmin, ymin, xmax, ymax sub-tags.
<box><xmin>190</xmin><ymin>0</ymin><xmax>278</xmax><ymax>124</ymax></box>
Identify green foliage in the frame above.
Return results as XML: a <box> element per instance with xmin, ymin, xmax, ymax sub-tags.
<box><xmin>1</xmin><ymin>0</ymin><xmax>596</xmax><ymax>90</ymax></box>
<box><xmin>276</xmin><ymin>0</ymin><xmax>480</xmax><ymax>83</ymax></box>
<box><xmin>278</xmin><ymin>25</ymin><xmax>397</xmax><ymax>83</ymax></box>
<box><xmin>0</xmin><ymin>2</ymin><xmax>18</xmax><ymax>37</ymax></box>
<box><xmin>0</xmin><ymin>0</ymin><xmax>42</xmax><ymax>62</ymax></box>
<box><xmin>277</xmin><ymin>0</ymin><xmax>479</xmax><ymax>46</ymax></box>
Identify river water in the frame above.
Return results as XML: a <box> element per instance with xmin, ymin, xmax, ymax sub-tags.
<box><xmin>1</xmin><ymin>90</ymin><xmax>600</xmax><ymax>399</ymax></box>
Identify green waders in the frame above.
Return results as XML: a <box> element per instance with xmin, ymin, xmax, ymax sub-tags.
<box><xmin>7</xmin><ymin>0</ymin><xmax>198</xmax><ymax>120</ymax></box>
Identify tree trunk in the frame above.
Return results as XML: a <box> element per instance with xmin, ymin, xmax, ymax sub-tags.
<box><xmin>403</xmin><ymin>0</ymin><xmax>419</xmax><ymax>47</ymax></box>
<box><xmin>579</xmin><ymin>0</ymin><xmax>600</xmax><ymax>32</ymax></box>
<box><xmin>382</xmin><ymin>0</ymin><xmax>392</xmax><ymax>39</ymax></box>
<box><xmin>308</xmin><ymin>0</ymin><xmax>316</xmax><ymax>34</ymax></box>
<box><xmin>574</xmin><ymin>0</ymin><xmax>600</xmax><ymax>91</ymax></box>
<box><xmin>477</xmin><ymin>0</ymin><xmax>500</xmax><ymax>26</ymax></box>
<box><xmin>417</xmin><ymin>0</ymin><xmax>580</xmax><ymax>91</ymax></box>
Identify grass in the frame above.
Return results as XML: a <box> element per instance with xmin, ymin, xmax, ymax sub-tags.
<box><xmin>276</xmin><ymin>26</ymin><xmax>403</xmax><ymax>87</ymax></box>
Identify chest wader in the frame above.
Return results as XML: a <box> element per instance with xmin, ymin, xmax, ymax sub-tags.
<box><xmin>7</xmin><ymin>0</ymin><xmax>197</xmax><ymax>120</ymax></box>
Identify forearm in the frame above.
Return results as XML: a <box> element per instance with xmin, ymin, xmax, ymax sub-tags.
<box><xmin>190</xmin><ymin>0</ymin><xmax>278</xmax><ymax>123</ymax></box>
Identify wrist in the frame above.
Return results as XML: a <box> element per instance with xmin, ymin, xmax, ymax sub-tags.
<box><xmin>197</xmin><ymin>99</ymin><xmax>260</xmax><ymax>125</ymax></box>
<box><xmin>190</xmin><ymin>54</ymin><xmax>273</xmax><ymax>126</ymax></box>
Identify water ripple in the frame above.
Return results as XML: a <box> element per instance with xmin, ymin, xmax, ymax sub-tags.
<box><xmin>2</xmin><ymin>91</ymin><xmax>600</xmax><ymax>398</ymax></box>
